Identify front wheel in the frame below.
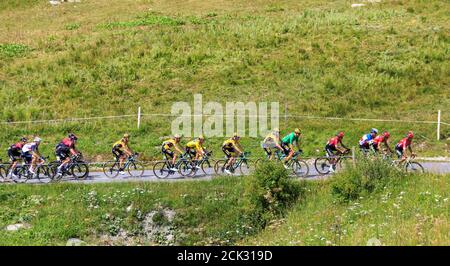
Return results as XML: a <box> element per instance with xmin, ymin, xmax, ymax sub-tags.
<box><xmin>178</xmin><ymin>160</ymin><xmax>194</xmax><ymax>177</ymax></box>
<box><xmin>71</xmin><ymin>162</ymin><xmax>89</xmax><ymax>180</ymax></box>
<box><xmin>239</xmin><ymin>160</ymin><xmax>250</xmax><ymax>175</ymax></box>
<box><xmin>292</xmin><ymin>159</ymin><xmax>309</xmax><ymax>177</ymax></box>
<box><xmin>0</xmin><ymin>166</ymin><xmax>7</xmax><ymax>180</ymax></box>
<box><xmin>127</xmin><ymin>161</ymin><xmax>145</xmax><ymax>177</ymax></box>
<box><xmin>153</xmin><ymin>161</ymin><xmax>170</xmax><ymax>179</ymax></box>
<box><xmin>405</xmin><ymin>161</ymin><xmax>425</xmax><ymax>173</ymax></box>
<box><xmin>36</xmin><ymin>165</ymin><xmax>52</xmax><ymax>183</ymax></box>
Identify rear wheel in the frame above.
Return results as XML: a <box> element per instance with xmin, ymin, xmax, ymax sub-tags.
<box><xmin>178</xmin><ymin>160</ymin><xmax>194</xmax><ymax>177</ymax></box>
<box><xmin>405</xmin><ymin>161</ymin><xmax>425</xmax><ymax>173</ymax></box>
<box><xmin>214</xmin><ymin>160</ymin><xmax>227</xmax><ymax>175</ymax></box>
<box><xmin>200</xmin><ymin>160</ymin><xmax>212</xmax><ymax>176</ymax></box>
<box><xmin>103</xmin><ymin>161</ymin><xmax>119</xmax><ymax>178</ymax></box>
<box><xmin>0</xmin><ymin>166</ymin><xmax>7</xmax><ymax>181</ymax></box>
<box><xmin>292</xmin><ymin>159</ymin><xmax>309</xmax><ymax>177</ymax></box>
<box><xmin>14</xmin><ymin>166</ymin><xmax>29</xmax><ymax>183</ymax></box>
<box><xmin>153</xmin><ymin>161</ymin><xmax>170</xmax><ymax>179</ymax></box>
<box><xmin>314</xmin><ymin>157</ymin><xmax>332</xmax><ymax>175</ymax></box>
<box><xmin>36</xmin><ymin>165</ymin><xmax>52</xmax><ymax>183</ymax></box>
<box><xmin>127</xmin><ymin>161</ymin><xmax>145</xmax><ymax>177</ymax></box>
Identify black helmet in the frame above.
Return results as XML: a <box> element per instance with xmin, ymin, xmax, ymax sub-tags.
<box><xmin>20</xmin><ymin>137</ymin><xmax>28</xmax><ymax>142</ymax></box>
<box><xmin>68</xmin><ymin>133</ymin><xmax>78</xmax><ymax>140</ymax></box>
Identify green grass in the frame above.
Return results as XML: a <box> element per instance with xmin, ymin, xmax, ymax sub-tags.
<box><xmin>242</xmin><ymin>162</ymin><xmax>449</xmax><ymax>246</ymax></box>
<box><xmin>0</xmin><ymin>0</ymin><xmax>449</xmax><ymax>160</ymax></box>
<box><xmin>0</xmin><ymin>163</ymin><xmax>302</xmax><ymax>245</ymax></box>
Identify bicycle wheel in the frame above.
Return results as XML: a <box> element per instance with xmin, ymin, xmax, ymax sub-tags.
<box><xmin>14</xmin><ymin>166</ymin><xmax>29</xmax><ymax>183</ymax></box>
<box><xmin>239</xmin><ymin>160</ymin><xmax>250</xmax><ymax>175</ymax></box>
<box><xmin>36</xmin><ymin>165</ymin><xmax>52</xmax><ymax>184</ymax></box>
<box><xmin>200</xmin><ymin>160</ymin><xmax>212</xmax><ymax>176</ymax></box>
<box><xmin>405</xmin><ymin>161</ymin><xmax>425</xmax><ymax>173</ymax></box>
<box><xmin>0</xmin><ymin>166</ymin><xmax>7</xmax><ymax>180</ymax></box>
<box><xmin>214</xmin><ymin>160</ymin><xmax>227</xmax><ymax>175</ymax></box>
<box><xmin>127</xmin><ymin>161</ymin><xmax>145</xmax><ymax>177</ymax></box>
<box><xmin>178</xmin><ymin>160</ymin><xmax>194</xmax><ymax>177</ymax></box>
<box><xmin>71</xmin><ymin>162</ymin><xmax>89</xmax><ymax>180</ymax></box>
<box><xmin>48</xmin><ymin>161</ymin><xmax>60</xmax><ymax>181</ymax></box>
<box><xmin>153</xmin><ymin>161</ymin><xmax>170</xmax><ymax>179</ymax></box>
<box><xmin>292</xmin><ymin>159</ymin><xmax>310</xmax><ymax>177</ymax></box>
<box><xmin>103</xmin><ymin>161</ymin><xmax>120</xmax><ymax>178</ymax></box>
<box><xmin>314</xmin><ymin>157</ymin><xmax>332</xmax><ymax>175</ymax></box>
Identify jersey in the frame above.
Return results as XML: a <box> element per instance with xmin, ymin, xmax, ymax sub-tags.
<box><xmin>9</xmin><ymin>142</ymin><xmax>24</xmax><ymax>152</ymax></box>
<box><xmin>186</xmin><ymin>139</ymin><xmax>203</xmax><ymax>152</ymax></box>
<box><xmin>59</xmin><ymin>138</ymin><xmax>75</xmax><ymax>149</ymax></box>
<box><xmin>162</xmin><ymin>138</ymin><xmax>177</xmax><ymax>150</ymax></box>
<box><xmin>359</xmin><ymin>133</ymin><xmax>374</xmax><ymax>146</ymax></box>
<box><xmin>281</xmin><ymin>132</ymin><xmax>299</xmax><ymax>145</ymax></box>
<box><xmin>222</xmin><ymin>138</ymin><xmax>238</xmax><ymax>148</ymax></box>
<box><xmin>113</xmin><ymin>139</ymin><xmax>128</xmax><ymax>150</ymax></box>
<box><xmin>22</xmin><ymin>142</ymin><xmax>38</xmax><ymax>153</ymax></box>
<box><xmin>397</xmin><ymin>137</ymin><xmax>412</xmax><ymax>150</ymax></box>
<box><xmin>264</xmin><ymin>132</ymin><xmax>280</xmax><ymax>144</ymax></box>
<box><xmin>327</xmin><ymin>136</ymin><xmax>340</xmax><ymax>147</ymax></box>
<box><xmin>372</xmin><ymin>135</ymin><xmax>386</xmax><ymax>147</ymax></box>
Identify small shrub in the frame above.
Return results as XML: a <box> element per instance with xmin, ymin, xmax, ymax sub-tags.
<box><xmin>0</xmin><ymin>44</ymin><xmax>29</xmax><ymax>57</ymax></box>
<box><xmin>65</xmin><ymin>23</ymin><xmax>81</xmax><ymax>30</ymax></box>
<box><xmin>331</xmin><ymin>155</ymin><xmax>405</xmax><ymax>202</ymax></box>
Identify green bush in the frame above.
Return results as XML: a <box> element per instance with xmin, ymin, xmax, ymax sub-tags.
<box><xmin>0</xmin><ymin>44</ymin><xmax>29</xmax><ymax>57</ymax></box>
<box><xmin>331</xmin><ymin>155</ymin><xmax>406</xmax><ymax>202</ymax></box>
<box><xmin>246</xmin><ymin>161</ymin><xmax>303</xmax><ymax>217</ymax></box>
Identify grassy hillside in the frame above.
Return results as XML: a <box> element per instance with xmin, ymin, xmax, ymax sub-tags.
<box><xmin>0</xmin><ymin>0</ymin><xmax>449</xmax><ymax>160</ymax></box>
<box><xmin>243</xmin><ymin>160</ymin><xmax>449</xmax><ymax>245</ymax></box>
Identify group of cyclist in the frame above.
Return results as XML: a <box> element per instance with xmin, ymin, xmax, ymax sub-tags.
<box><xmin>3</xmin><ymin>127</ymin><xmax>416</xmax><ymax>179</ymax></box>
<box><xmin>6</xmin><ymin>133</ymin><xmax>81</xmax><ymax>180</ymax></box>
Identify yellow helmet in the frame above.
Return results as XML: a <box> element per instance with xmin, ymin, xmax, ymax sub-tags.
<box><xmin>233</xmin><ymin>132</ymin><xmax>240</xmax><ymax>138</ymax></box>
<box><xmin>174</xmin><ymin>134</ymin><xmax>181</xmax><ymax>139</ymax></box>
<box><xmin>294</xmin><ymin>128</ymin><xmax>301</xmax><ymax>134</ymax></box>
<box><xmin>198</xmin><ymin>135</ymin><xmax>205</xmax><ymax>140</ymax></box>
<box><xmin>273</xmin><ymin>128</ymin><xmax>280</xmax><ymax>132</ymax></box>
<box><xmin>123</xmin><ymin>133</ymin><xmax>130</xmax><ymax>138</ymax></box>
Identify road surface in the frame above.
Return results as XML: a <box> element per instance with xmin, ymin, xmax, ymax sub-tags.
<box><xmin>2</xmin><ymin>161</ymin><xmax>449</xmax><ymax>185</ymax></box>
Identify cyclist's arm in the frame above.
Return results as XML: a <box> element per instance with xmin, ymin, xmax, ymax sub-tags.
<box><xmin>339</xmin><ymin>141</ymin><xmax>349</xmax><ymax>150</ymax></box>
<box><xmin>174</xmin><ymin>144</ymin><xmax>184</xmax><ymax>155</ymax></box>
<box><xmin>385</xmin><ymin>140</ymin><xmax>393</xmax><ymax>153</ymax></box>
<box><xmin>408</xmin><ymin>145</ymin><xmax>414</xmax><ymax>156</ymax></box>
<box><xmin>233</xmin><ymin>143</ymin><xmax>243</xmax><ymax>154</ymax></box>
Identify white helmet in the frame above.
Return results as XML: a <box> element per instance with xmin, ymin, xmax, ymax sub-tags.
<box><xmin>34</xmin><ymin>137</ymin><xmax>42</xmax><ymax>142</ymax></box>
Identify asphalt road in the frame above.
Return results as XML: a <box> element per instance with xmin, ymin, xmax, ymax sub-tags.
<box><xmin>2</xmin><ymin>161</ymin><xmax>449</xmax><ymax>185</ymax></box>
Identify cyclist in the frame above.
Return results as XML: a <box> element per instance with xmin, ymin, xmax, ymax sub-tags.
<box><xmin>162</xmin><ymin>134</ymin><xmax>184</xmax><ymax>171</ymax></box>
<box><xmin>222</xmin><ymin>133</ymin><xmax>244</xmax><ymax>174</ymax></box>
<box><xmin>6</xmin><ymin>137</ymin><xmax>28</xmax><ymax>179</ymax></box>
<box><xmin>185</xmin><ymin>135</ymin><xmax>206</xmax><ymax>166</ymax></box>
<box><xmin>395</xmin><ymin>131</ymin><xmax>415</xmax><ymax>163</ymax></box>
<box><xmin>325</xmin><ymin>131</ymin><xmax>349</xmax><ymax>173</ymax></box>
<box><xmin>359</xmin><ymin>128</ymin><xmax>378</xmax><ymax>154</ymax></box>
<box><xmin>21</xmin><ymin>137</ymin><xmax>43</xmax><ymax>176</ymax></box>
<box><xmin>370</xmin><ymin>131</ymin><xmax>393</xmax><ymax>154</ymax></box>
<box><xmin>261</xmin><ymin>128</ymin><xmax>282</xmax><ymax>160</ymax></box>
<box><xmin>280</xmin><ymin>128</ymin><xmax>302</xmax><ymax>168</ymax></box>
<box><xmin>112</xmin><ymin>133</ymin><xmax>134</xmax><ymax>175</ymax></box>
<box><xmin>55</xmin><ymin>133</ymin><xmax>80</xmax><ymax>176</ymax></box>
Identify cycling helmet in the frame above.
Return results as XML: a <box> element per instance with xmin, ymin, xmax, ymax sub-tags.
<box><xmin>68</xmin><ymin>133</ymin><xmax>78</xmax><ymax>140</ymax></box>
<box><xmin>273</xmin><ymin>128</ymin><xmax>280</xmax><ymax>132</ymax></box>
<box><xmin>34</xmin><ymin>137</ymin><xmax>42</xmax><ymax>143</ymax></box>
<box><xmin>407</xmin><ymin>131</ymin><xmax>414</xmax><ymax>139</ymax></box>
<box><xmin>20</xmin><ymin>137</ymin><xmax>28</xmax><ymax>142</ymax></box>
<box><xmin>233</xmin><ymin>132</ymin><xmax>240</xmax><ymax>139</ymax></box>
<box><xmin>174</xmin><ymin>134</ymin><xmax>181</xmax><ymax>139</ymax></box>
<box><xmin>294</xmin><ymin>128</ymin><xmax>301</xmax><ymax>134</ymax></box>
<box><xmin>123</xmin><ymin>133</ymin><xmax>130</xmax><ymax>138</ymax></box>
<box><xmin>383</xmin><ymin>131</ymin><xmax>390</xmax><ymax>139</ymax></box>
<box><xmin>371</xmin><ymin>128</ymin><xmax>379</xmax><ymax>134</ymax></box>
<box><xmin>198</xmin><ymin>135</ymin><xmax>205</xmax><ymax>140</ymax></box>
<box><xmin>337</xmin><ymin>131</ymin><xmax>344</xmax><ymax>138</ymax></box>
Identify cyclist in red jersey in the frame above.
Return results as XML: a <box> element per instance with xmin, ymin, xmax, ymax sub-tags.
<box><xmin>325</xmin><ymin>132</ymin><xmax>349</xmax><ymax>172</ymax></box>
<box><xmin>370</xmin><ymin>131</ymin><xmax>393</xmax><ymax>154</ymax></box>
<box><xmin>395</xmin><ymin>131</ymin><xmax>415</xmax><ymax>162</ymax></box>
<box><xmin>55</xmin><ymin>133</ymin><xmax>80</xmax><ymax>176</ymax></box>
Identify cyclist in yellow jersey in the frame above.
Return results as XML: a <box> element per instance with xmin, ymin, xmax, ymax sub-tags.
<box><xmin>221</xmin><ymin>133</ymin><xmax>243</xmax><ymax>174</ymax></box>
<box><xmin>185</xmin><ymin>135</ymin><xmax>206</xmax><ymax>162</ymax></box>
<box><xmin>261</xmin><ymin>128</ymin><xmax>282</xmax><ymax>160</ymax></box>
<box><xmin>112</xmin><ymin>134</ymin><xmax>133</xmax><ymax>174</ymax></box>
<box><xmin>162</xmin><ymin>134</ymin><xmax>183</xmax><ymax>171</ymax></box>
